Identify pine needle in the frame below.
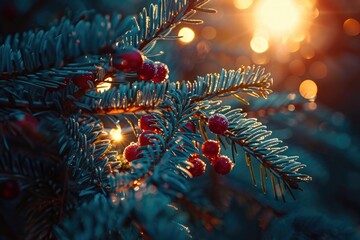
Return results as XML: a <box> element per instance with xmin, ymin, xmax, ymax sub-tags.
<box><xmin>245</xmin><ymin>153</ymin><xmax>257</xmax><ymax>187</ymax></box>
<box><xmin>270</xmin><ymin>173</ymin><xmax>278</xmax><ymax>200</ymax></box>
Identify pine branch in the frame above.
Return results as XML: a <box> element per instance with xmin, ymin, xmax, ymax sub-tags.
<box><xmin>196</xmin><ymin>106</ymin><xmax>311</xmax><ymax>200</ymax></box>
<box><xmin>84</xmin><ymin>66</ymin><xmax>272</xmax><ymax>115</ymax></box>
<box><xmin>0</xmin><ymin>12</ymin><xmax>127</xmax><ymax>76</ymax></box>
<box><xmin>54</xmin><ymin>194</ymin><xmax>128</xmax><ymax>239</ymax></box>
<box><xmin>118</xmin><ymin>0</ymin><xmax>215</xmax><ymax>52</ymax></box>
<box><xmin>0</xmin><ymin>126</ymin><xmax>75</xmax><ymax>240</ymax></box>
<box><xmin>108</xmin><ymin>90</ymin><xmax>201</xmax><ymax>194</ymax></box>
<box><xmin>57</xmin><ymin>114</ymin><xmax>119</xmax><ymax>198</ymax></box>
<box><xmin>184</xmin><ymin>66</ymin><xmax>273</xmax><ymax>103</ymax></box>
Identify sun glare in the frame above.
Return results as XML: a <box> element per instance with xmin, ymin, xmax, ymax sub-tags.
<box><xmin>254</xmin><ymin>0</ymin><xmax>305</xmax><ymax>36</ymax></box>
<box><xmin>110</xmin><ymin>128</ymin><xmax>122</xmax><ymax>142</ymax></box>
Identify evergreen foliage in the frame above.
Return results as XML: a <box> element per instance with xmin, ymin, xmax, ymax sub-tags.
<box><xmin>5</xmin><ymin>0</ymin><xmax>358</xmax><ymax>239</ymax></box>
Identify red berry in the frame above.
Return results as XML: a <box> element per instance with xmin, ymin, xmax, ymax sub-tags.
<box><xmin>73</xmin><ymin>73</ymin><xmax>96</xmax><ymax>89</ymax></box>
<box><xmin>0</xmin><ymin>179</ymin><xmax>20</xmax><ymax>200</ymax></box>
<box><xmin>201</xmin><ymin>140</ymin><xmax>220</xmax><ymax>159</ymax></box>
<box><xmin>180</xmin><ymin>122</ymin><xmax>196</xmax><ymax>133</ymax></box>
<box><xmin>187</xmin><ymin>157</ymin><xmax>206</xmax><ymax>177</ymax></box>
<box><xmin>139</xmin><ymin>114</ymin><xmax>160</xmax><ymax>132</ymax></box>
<box><xmin>213</xmin><ymin>155</ymin><xmax>234</xmax><ymax>175</ymax></box>
<box><xmin>152</xmin><ymin>62</ymin><xmax>169</xmax><ymax>83</ymax></box>
<box><xmin>123</xmin><ymin>142</ymin><xmax>141</xmax><ymax>162</ymax></box>
<box><xmin>138</xmin><ymin>130</ymin><xmax>156</xmax><ymax>146</ymax></box>
<box><xmin>112</xmin><ymin>47</ymin><xmax>144</xmax><ymax>72</ymax></box>
<box><xmin>137</xmin><ymin>60</ymin><xmax>156</xmax><ymax>80</ymax></box>
<box><xmin>208</xmin><ymin>114</ymin><xmax>229</xmax><ymax>134</ymax></box>
<box><xmin>11</xmin><ymin>112</ymin><xmax>39</xmax><ymax>133</ymax></box>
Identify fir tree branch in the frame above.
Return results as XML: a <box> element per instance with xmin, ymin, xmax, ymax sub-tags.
<box><xmin>196</xmin><ymin>106</ymin><xmax>311</xmax><ymax>200</ymax></box>
<box><xmin>118</xmin><ymin>0</ymin><xmax>214</xmax><ymax>52</ymax></box>
<box><xmin>82</xmin><ymin>66</ymin><xmax>272</xmax><ymax>115</ymax></box>
<box><xmin>109</xmin><ymin>90</ymin><xmax>200</xmax><ymax>194</ymax></box>
<box><xmin>0</xmin><ymin>12</ymin><xmax>127</xmax><ymax>76</ymax></box>
<box><xmin>57</xmin><ymin>114</ymin><xmax>118</xmax><ymax>198</ymax></box>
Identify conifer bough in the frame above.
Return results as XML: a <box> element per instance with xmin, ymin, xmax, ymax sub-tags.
<box><xmin>0</xmin><ymin>0</ymin><xmax>311</xmax><ymax>239</ymax></box>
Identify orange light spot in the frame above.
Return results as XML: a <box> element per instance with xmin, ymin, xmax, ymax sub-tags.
<box><xmin>299</xmin><ymin>80</ymin><xmax>318</xmax><ymax>99</ymax></box>
<box><xmin>343</xmin><ymin>18</ymin><xmax>360</xmax><ymax>36</ymax></box>
<box><xmin>288</xmin><ymin>104</ymin><xmax>296</xmax><ymax>111</ymax></box>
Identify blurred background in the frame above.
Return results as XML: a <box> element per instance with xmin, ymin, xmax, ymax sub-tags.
<box><xmin>1</xmin><ymin>0</ymin><xmax>359</xmax><ymax>238</ymax></box>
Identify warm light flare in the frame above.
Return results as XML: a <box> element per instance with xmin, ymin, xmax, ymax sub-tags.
<box><xmin>110</xmin><ymin>128</ymin><xmax>122</xmax><ymax>142</ymax></box>
<box><xmin>178</xmin><ymin>27</ymin><xmax>195</xmax><ymax>43</ymax></box>
<box><xmin>254</xmin><ymin>0</ymin><xmax>311</xmax><ymax>37</ymax></box>
<box><xmin>97</xmin><ymin>77</ymin><xmax>112</xmax><ymax>93</ymax></box>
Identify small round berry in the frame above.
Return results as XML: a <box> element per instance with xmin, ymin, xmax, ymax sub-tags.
<box><xmin>139</xmin><ymin>114</ymin><xmax>160</xmax><ymax>132</ymax></box>
<box><xmin>137</xmin><ymin>60</ymin><xmax>156</xmax><ymax>80</ymax></box>
<box><xmin>213</xmin><ymin>155</ymin><xmax>234</xmax><ymax>175</ymax></box>
<box><xmin>208</xmin><ymin>114</ymin><xmax>229</xmax><ymax>134</ymax></box>
<box><xmin>10</xmin><ymin>112</ymin><xmax>39</xmax><ymax>134</ymax></box>
<box><xmin>187</xmin><ymin>157</ymin><xmax>206</xmax><ymax>177</ymax></box>
<box><xmin>0</xmin><ymin>179</ymin><xmax>20</xmax><ymax>200</ymax></box>
<box><xmin>123</xmin><ymin>142</ymin><xmax>141</xmax><ymax>162</ymax></box>
<box><xmin>138</xmin><ymin>130</ymin><xmax>156</xmax><ymax>146</ymax></box>
<box><xmin>112</xmin><ymin>47</ymin><xmax>144</xmax><ymax>72</ymax></box>
<box><xmin>180</xmin><ymin>122</ymin><xmax>196</xmax><ymax>133</ymax></box>
<box><xmin>152</xmin><ymin>62</ymin><xmax>169</xmax><ymax>83</ymax></box>
<box><xmin>201</xmin><ymin>140</ymin><xmax>220</xmax><ymax>159</ymax></box>
<box><xmin>73</xmin><ymin>73</ymin><xmax>96</xmax><ymax>89</ymax></box>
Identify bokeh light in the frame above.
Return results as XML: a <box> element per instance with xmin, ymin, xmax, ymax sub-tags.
<box><xmin>343</xmin><ymin>18</ymin><xmax>360</xmax><ymax>36</ymax></box>
<box><xmin>201</xmin><ymin>26</ymin><xmax>217</xmax><ymax>40</ymax></box>
<box><xmin>285</xmin><ymin>40</ymin><xmax>301</xmax><ymax>53</ymax></box>
<box><xmin>309</xmin><ymin>61</ymin><xmax>327</xmax><ymax>79</ymax></box>
<box><xmin>178</xmin><ymin>27</ymin><xmax>195</xmax><ymax>43</ymax></box>
<box><xmin>300</xmin><ymin>45</ymin><xmax>315</xmax><ymax>59</ymax></box>
<box><xmin>254</xmin><ymin>0</ymin><xmax>302</xmax><ymax>35</ymax></box>
<box><xmin>250</xmin><ymin>36</ymin><xmax>268</xmax><ymax>53</ymax></box>
<box><xmin>289</xmin><ymin>59</ymin><xmax>306</xmax><ymax>76</ymax></box>
<box><xmin>110</xmin><ymin>128</ymin><xmax>122</xmax><ymax>142</ymax></box>
<box><xmin>233</xmin><ymin>0</ymin><xmax>253</xmax><ymax>10</ymax></box>
<box><xmin>299</xmin><ymin>79</ymin><xmax>318</xmax><ymax>99</ymax></box>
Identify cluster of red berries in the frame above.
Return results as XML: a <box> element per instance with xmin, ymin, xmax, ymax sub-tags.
<box><xmin>186</xmin><ymin>114</ymin><xmax>233</xmax><ymax>177</ymax></box>
<box><xmin>112</xmin><ymin>47</ymin><xmax>169</xmax><ymax>83</ymax></box>
<box><xmin>123</xmin><ymin>114</ymin><xmax>197</xmax><ymax>162</ymax></box>
<box><xmin>123</xmin><ymin>112</ymin><xmax>233</xmax><ymax>177</ymax></box>
<box><xmin>202</xmin><ymin>140</ymin><xmax>234</xmax><ymax>175</ymax></box>
<box><xmin>123</xmin><ymin>114</ymin><xmax>161</xmax><ymax>162</ymax></box>
<box><xmin>186</xmin><ymin>140</ymin><xmax>234</xmax><ymax>177</ymax></box>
